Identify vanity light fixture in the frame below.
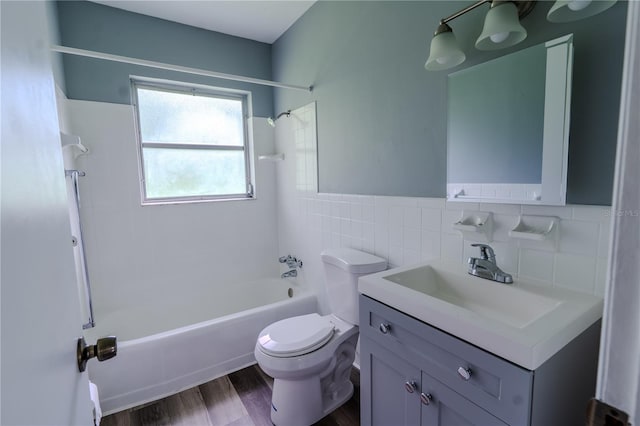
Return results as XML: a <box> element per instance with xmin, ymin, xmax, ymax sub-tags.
<box><xmin>547</xmin><ymin>0</ymin><xmax>617</xmax><ymax>23</ymax></box>
<box><xmin>425</xmin><ymin>0</ymin><xmax>619</xmax><ymax>71</ymax></box>
<box><xmin>475</xmin><ymin>1</ymin><xmax>529</xmax><ymax>50</ymax></box>
<box><xmin>425</xmin><ymin>23</ymin><xmax>466</xmax><ymax>71</ymax></box>
<box><xmin>425</xmin><ymin>1</ymin><xmax>535</xmax><ymax>71</ymax></box>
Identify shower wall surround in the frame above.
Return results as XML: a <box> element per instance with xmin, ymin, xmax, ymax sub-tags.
<box><xmin>62</xmin><ymin>98</ymin><xmax>281</xmax><ymax>318</ymax></box>
<box><xmin>276</xmin><ymin>103</ymin><xmax>611</xmax><ymax>315</ymax></box>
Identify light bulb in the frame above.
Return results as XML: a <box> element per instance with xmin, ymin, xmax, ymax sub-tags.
<box><xmin>568</xmin><ymin>0</ymin><xmax>592</xmax><ymax>11</ymax></box>
<box><xmin>490</xmin><ymin>32</ymin><xmax>509</xmax><ymax>43</ymax></box>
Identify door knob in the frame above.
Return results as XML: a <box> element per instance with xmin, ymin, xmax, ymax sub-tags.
<box><xmin>77</xmin><ymin>336</ymin><xmax>117</xmax><ymax>372</ymax></box>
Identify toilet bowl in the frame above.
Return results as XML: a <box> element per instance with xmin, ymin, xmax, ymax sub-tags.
<box><xmin>255</xmin><ymin>248</ymin><xmax>386</xmax><ymax>426</ymax></box>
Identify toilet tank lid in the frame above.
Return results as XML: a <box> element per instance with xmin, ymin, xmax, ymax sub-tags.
<box><xmin>321</xmin><ymin>248</ymin><xmax>387</xmax><ymax>274</ymax></box>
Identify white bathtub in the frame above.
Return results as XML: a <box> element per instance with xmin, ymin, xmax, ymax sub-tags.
<box><xmin>85</xmin><ymin>278</ymin><xmax>317</xmax><ymax>414</ymax></box>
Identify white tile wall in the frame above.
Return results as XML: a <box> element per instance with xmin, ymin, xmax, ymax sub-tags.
<box><xmin>275</xmin><ymin>109</ymin><xmax>612</xmax><ymax>311</ymax></box>
<box><xmin>66</xmin><ymin>100</ymin><xmax>281</xmax><ymax>317</ymax></box>
<box><xmin>303</xmin><ymin>194</ymin><xmax>610</xmax><ymax>304</ymax></box>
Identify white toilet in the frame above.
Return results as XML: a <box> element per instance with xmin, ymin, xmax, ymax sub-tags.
<box><xmin>254</xmin><ymin>248</ymin><xmax>387</xmax><ymax>426</ymax></box>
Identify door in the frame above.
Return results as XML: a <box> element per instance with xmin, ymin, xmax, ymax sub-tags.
<box><xmin>594</xmin><ymin>1</ymin><xmax>640</xmax><ymax>425</ymax></box>
<box><xmin>420</xmin><ymin>372</ymin><xmax>507</xmax><ymax>426</ymax></box>
<box><xmin>361</xmin><ymin>338</ymin><xmax>422</xmax><ymax>426</ymax></box>
<box><xmin>1</xmin><ymin>1</ymin><xmax>94</xmax><ymax>425</ymax></box>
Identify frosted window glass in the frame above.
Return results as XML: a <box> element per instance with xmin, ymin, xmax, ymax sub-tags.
<box><xmin>143</xmin><ymin>148</ymin><xmax>246</xmax><ymax>199</ymax></box>
<box><xmin>133</xmin><ymin>81</ymin><xmax>251</xmax><ymax>203</ymax></box>
<box><xmin>137</xmin><ymin>88</ymin><xmax>244</xmax><ymax>146</ymax></box>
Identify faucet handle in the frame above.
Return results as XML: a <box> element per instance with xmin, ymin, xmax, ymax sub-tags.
<box><xmin>287</xmin><ymin>257</ymin><xmax>303</xmax><ymax>269</ymax></box>
<box><xmin>280</xmin><ymin>255</ymin><xmax>303</xmax><ymax>269</ymax></box>
<box><xmin>470</xmin><ymin>244</ymin><xmax>495</xmax><ymax>262</ymax></box>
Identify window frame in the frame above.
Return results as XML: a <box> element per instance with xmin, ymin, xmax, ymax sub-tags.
<box><xmin>131</xmin><ymin>77</ymin><xmax>254</xmax><ymax>205</ymax></box>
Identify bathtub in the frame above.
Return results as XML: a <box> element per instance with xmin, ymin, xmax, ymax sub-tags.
<box><xmin>84</xmin><ymin>278</ymin><xmax>317</xmax><ymax>414</ymax></box>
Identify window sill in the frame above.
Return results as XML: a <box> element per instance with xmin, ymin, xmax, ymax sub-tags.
<box><xmin>141</xmin><ymin>195</ymin><xmax>255</xmax><ymax>206</ymax></box>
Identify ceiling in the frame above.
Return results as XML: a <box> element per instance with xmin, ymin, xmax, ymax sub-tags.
<box><xmin>91</xmin><ymin>1</ymin><xmax>316</xmax><ymax>44</ymax></box>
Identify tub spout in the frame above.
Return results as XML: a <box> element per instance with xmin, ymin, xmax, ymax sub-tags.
<box><xmin>281</xmin><ymin>270</ymin><xmax>297</xmax><ymax>278</ymax></box>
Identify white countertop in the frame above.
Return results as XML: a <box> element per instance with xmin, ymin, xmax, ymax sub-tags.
<box><xmin>358</xmin><ymin>260</ymin><xmax>603</xmax><ymax>370</ymax></box>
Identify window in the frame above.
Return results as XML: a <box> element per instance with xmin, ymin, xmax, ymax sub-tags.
<box><xmin>132</xmin><ymin>79</ymin><xmax>253</xmax><ymax>204</ymax></box>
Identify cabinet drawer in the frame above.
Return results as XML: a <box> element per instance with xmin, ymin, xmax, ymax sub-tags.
<box><xmin>360</xmin><ymin>295</ymin><xmax>533</xmax><ymax>426</ymax></box>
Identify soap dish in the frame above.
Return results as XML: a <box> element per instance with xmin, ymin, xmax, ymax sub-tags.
<box><xmin>452</xmin><ymin>211</ymin><xmax>493</xmax><ymax>242</ymax></box>
<box><xmin>509</xmin><ymin>215</ymin><xmax>559</xmax><ymax>241</ymax></box>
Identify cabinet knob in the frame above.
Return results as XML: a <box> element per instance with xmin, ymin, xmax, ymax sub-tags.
<box><xmin>457</xmin><ymin>366</ymin><xmax>472</xmax><ymax>381</ymax></box>
<box><xmin>404</xmin><ymin>381</ymin><xmax>418</xmax><ymax>393</ymax></box>
<box><xmin>379</xmin><ymin>323</ymin><xmax>391</xmax><ymax>334</ymax></box>
<box><xmin>420</xmin><ymin>392</ymin><xmax>434</xmax><ymax>405</ymax></box>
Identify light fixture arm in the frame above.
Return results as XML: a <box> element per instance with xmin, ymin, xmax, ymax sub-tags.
<box><xmin>440</xmin><ymin>0</ymin><xmax>492</xmax><ymax>26</ymax></box>
<box><xmin>437</xmin><ymin>1</ymin><xmax>535</xmax><ymax>29</ymax></box>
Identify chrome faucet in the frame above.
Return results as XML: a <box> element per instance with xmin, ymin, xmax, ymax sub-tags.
<box><xmin>281</xmin><ymin>269</ymin><xmax>298</xmax><ymax>278</ymax></box>
<box><xmin>467</xmin><ymin>244</ymin><xmax>513</xmax><ymax>284</ymax></box>
<box><xmin>279</xmin><ymin>255</ymin><xmax>303</xmax><ymax>269</ymax></box>
<box><xmin>279</xmin><ymin>255</ymin><xmax>302</xmax><ymax>279</ymax></box>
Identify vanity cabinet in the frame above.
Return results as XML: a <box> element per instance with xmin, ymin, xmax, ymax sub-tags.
<box><xmin>359</xmin><ymin>295</ymin><xmax>601</xmax><ymax>426</ymax></box>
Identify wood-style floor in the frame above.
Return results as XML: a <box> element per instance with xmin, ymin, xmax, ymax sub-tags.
<box><xmin>101</xmin><ymin>364</ymin><xmax>360</xmax><ymax>426</ymax></box>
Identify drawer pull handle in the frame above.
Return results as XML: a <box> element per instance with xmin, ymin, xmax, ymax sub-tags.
<box><xmin>420</xmin><ymin>392</ymin><xmax>433</xmax><ymax>405</ymax></box>
<box><xmin>404</xmin><ymin>381</ymin><xmax>418</xmax><ymax>393</ymax></box>
<box><xmin>379</xmin><ymin>323</ymin><xmax>391</xmax><ymax>334</ymax></box>
<box><xmin>457</xmin><ymin>367</ymin><xmax>472</xmax><ymax>381</ymax></box>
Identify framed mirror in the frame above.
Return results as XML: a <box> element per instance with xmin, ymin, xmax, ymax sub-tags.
<box><xmin>447</xmin><ymin>34</ymin><xmax>573</xmax><ymax>205</ymax></box>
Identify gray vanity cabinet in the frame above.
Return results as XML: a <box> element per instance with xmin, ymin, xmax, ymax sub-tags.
<box><xmin>420</xmin><ymin>370</ymin><xmax>508</xmax><ymax>426</ymax></box>
<box><xmin>363</xmin><ymin>337</ymin><xmax>507</xmax><ymax>426</ymax></box>
<box><xmin>365</xmin><ymin>339</ymin><xmax>421</xmax><ymax>425</ymax></box>
<box><xmin>359</xmin><ymin>295</ymin><xmax>601</xmax><ymax>426</ymax></box>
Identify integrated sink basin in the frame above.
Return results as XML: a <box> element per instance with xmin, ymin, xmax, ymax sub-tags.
<box><xmin>359</xmin><ymin>260</ymin><xmax>603</xmax><ymax>370</ymax></box>
<box><xmin>383</xmin><ymin>265</ymin><xmax>562</xmax><ymax>329</ymax></box>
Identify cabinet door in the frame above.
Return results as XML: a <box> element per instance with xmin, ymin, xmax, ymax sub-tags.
<box><xmin>361</xmin><ymin>337</ymin><xmax>422</xmax><ymax>426</ymax></box>
<box><xmin>420</xmin><ymin>372</ymin><xmax>508</xmax><ymax>426</ymax></box>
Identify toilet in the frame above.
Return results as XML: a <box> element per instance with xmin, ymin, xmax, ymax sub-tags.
<box><xmin>254</xmin><ymin>248</ymin><xmax>387</xmax><ymax>426</ymax></box>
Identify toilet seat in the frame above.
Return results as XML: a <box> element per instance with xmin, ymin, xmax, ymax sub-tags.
<box><xmin>257</xmin><ymin>313</ymin><xmax>335</xmax><ymax>357</ymax></box>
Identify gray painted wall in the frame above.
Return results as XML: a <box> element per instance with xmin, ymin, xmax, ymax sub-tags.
<box><xmin>273</xmin><ymin>1</ymin><xmax>628</xmax><ymax>205</ymax></box>
<box><xmin>56</xmin><ymin>1</ymin><xmax>274</xmax><ymax>117</ymax></box>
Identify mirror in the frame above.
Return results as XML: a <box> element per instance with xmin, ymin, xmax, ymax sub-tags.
<box><xmin>447</xmin><ymin>34</ymin><xmax>573</xmax><ymax>205</ymax></box>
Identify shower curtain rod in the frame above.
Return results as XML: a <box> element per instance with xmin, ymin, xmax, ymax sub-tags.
<box><xmin>51</xmin><ymin>45</ymin><xmax>313</xmax><ymax>93</ymax></box>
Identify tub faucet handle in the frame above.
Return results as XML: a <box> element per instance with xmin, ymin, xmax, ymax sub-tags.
<box><xmin>288</xmin><ymin>257</ymin><xmax>303</xmax><ymax>269</ymax></box>
<box><xmin>280</xmin><ymin>255</ymin><xmax>302</xmax><ymax>269</ymax></box>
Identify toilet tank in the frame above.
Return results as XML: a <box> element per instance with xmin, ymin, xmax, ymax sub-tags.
<box><xmin>321</xmin><ymin>248</ymin><xmax>387</xmax><ymax>325</ymax></box>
